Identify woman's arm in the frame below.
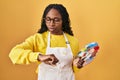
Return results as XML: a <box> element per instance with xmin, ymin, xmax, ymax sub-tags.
<box><xmin>9</xmin><ymin>34</ymin><xmax>40</xmax><ymax>64</ymax></box>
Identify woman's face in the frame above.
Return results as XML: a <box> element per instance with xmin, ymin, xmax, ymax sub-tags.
<box><xmin>45</xmin><ymin>8</ymin><xmax>63</xmax><ymax>35</ymax></box>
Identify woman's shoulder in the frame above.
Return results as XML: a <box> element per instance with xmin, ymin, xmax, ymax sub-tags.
<box><xmin>65</xmin><ymin>33</ymin><xmax>79</xmax><ymax>42</ymax></box>
<box><xmin>33</xmin><ymin>31</ymin><xmax>48</xmax><ymax>38</ymax></box>
<box><xmin>65</xmin><ymin>33</ymin><xmax>80</xmax><ymax>56</ymax></box>
<box><xmin>25</xmin><ymin>31</ymin><xmax>48</xmax><ymax>42</ymax></box>
<box><xmin>35</xmin><ymin>31</ymin><xmax>48</xmax><ymax>36</ymax></box>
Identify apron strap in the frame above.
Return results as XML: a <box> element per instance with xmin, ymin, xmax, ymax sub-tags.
<box><xmin>63</xmin><ymin>32</ymin><xmax>71</xmax><ymax>48</ymax></box>
<box><xmin>47</xmin><ymin>32</ymin><xmax>50</xmax><ymax>48</ymax></box>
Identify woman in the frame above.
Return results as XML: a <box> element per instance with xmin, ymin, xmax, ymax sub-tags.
<box><xmin>9</xmin><ymin>4</ymin><xmax>83</xmax><ymax>80</ymax></box>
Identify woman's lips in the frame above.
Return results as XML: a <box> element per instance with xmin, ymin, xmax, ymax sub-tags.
<box><xmin>49</xmin><ymin>27</ymin><xmax>55</xmax><ymax>31</ymax></box>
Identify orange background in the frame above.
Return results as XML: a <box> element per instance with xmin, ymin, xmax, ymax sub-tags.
<box><xmin>0</xmin><ymin>0</ymin><xmax>120</xmax><ymax>80</ymax></box>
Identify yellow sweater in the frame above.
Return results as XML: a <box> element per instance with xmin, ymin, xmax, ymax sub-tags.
<box><xmin>9</xmin><ymin>31</ymin><xmax>80</xmax><ymax>72</ymax></box>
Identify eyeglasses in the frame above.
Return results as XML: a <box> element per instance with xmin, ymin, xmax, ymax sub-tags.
<box><xmin>44</xmin><ymin>17</ymin><xmax>62</xmax><ymax>23</ymax></box>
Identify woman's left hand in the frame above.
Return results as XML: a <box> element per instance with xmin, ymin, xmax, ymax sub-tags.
<box><xmin>73</xmin><ymin>57</ymin><xmax>85</xmax><ymax>68</ymax></box>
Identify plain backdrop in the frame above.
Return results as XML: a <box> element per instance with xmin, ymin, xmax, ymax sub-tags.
<box><xmin>0</xmin><ymin>0</ymin><xmax>120</xmax><ymax>80</ymax></box>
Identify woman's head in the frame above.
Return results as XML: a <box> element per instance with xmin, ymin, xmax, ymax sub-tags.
<box><xmin>38</xmin><ymin>4</ymin><xmax>73</xmax><ymax>36</ymax></box>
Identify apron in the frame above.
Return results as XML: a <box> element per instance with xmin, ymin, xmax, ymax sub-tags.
<box><xmin>38</xmin><ymin>32</ymin><xmax>74</xmax><ymax>80</ymax></box>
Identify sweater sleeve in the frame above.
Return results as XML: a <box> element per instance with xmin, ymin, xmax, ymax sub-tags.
<box><xmin>9</xmin><ymin>34</ymin><xmax>40</xmax><ymax>64</ymax></box>
<box><xmin>72</xmin><ymin>38</ymin><xmax>81</xmax><ymax>72</ymax></box>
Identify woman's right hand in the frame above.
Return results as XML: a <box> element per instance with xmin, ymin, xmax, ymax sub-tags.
<box><xmin>38</xmin><ymin>54</ymin><xmax>59</xmax><ymax>65</ymax></box>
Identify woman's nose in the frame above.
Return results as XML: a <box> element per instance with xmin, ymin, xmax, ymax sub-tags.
<box><xmin>49</xmin><ymin>20</ymin><xmax>55</xmax><ymax>25</ymax></box>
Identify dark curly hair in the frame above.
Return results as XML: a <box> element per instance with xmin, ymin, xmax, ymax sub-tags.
<box><xmin>37</xmin><ymin>4</ymin><xmax>74</xmax><ymax>36</ymax></box>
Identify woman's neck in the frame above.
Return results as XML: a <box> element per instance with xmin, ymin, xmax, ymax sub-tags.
<box><xmin>50</xmin><ymin>31</ymin><xmax>63</xmax><ymax>35</ymax></box>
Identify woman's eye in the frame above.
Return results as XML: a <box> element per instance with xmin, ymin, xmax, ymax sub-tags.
<box><xmin>45</xmin><ymin>18</ymin><xmax>51</xmax><ymax>21</ymax></box>
<box><xmin>54</xmin><ymin>19</ymin><xmax>60</xmax><ymax>22</ymax></box>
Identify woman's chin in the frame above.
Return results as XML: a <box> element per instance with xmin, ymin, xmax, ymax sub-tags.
<box><xmin>49</xmin><ymin>30</ymin><xmax>56</xmax><ymax>34</ymax></box>
<box><xmin>48</xmin><ymin>29</ymin><xmax>62</xmax><ymax>35</ymax></box>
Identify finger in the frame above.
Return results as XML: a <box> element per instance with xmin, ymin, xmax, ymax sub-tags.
<box><xmin>52</xmin><ymin>59</ymin><xmax>59</xmax><ymax>65</ymax></box>
<box><xmin>78</xmin><ymin>59</ymin><xmax>85</xmax><ymax>66</ymax></box>
<box><xmin>77</xmin><ymin>62</ymin><xmax>83</xmax><ymax>68</ymax></box>
<box><xmin>50</xmin><ymin>54</ymin><xmax>59</xmax><ymax>64</ymax></box>
<box><xmin>44</xmin><ymin>61</ymin><xmax>51</xmax><ymax>65</ymax></box>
